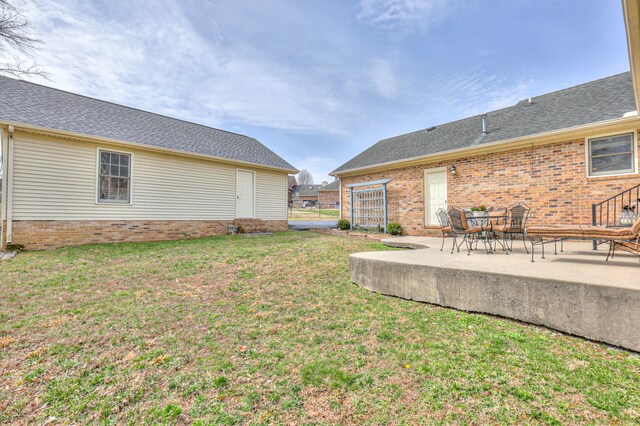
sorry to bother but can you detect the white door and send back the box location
[236,170,254,218]
[425,170,447,225]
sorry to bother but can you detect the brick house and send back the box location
[331,1,640,235]
[0,77,297,250]
[332,70,640,235]
[317,180,340,209]
[290,180,341,208]
[290,184,322,208]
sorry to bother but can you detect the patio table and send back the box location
[466,214,507,227]
[463,214,507,253]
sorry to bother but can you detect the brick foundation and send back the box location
[340,136,640,236]
[9,219,289,250]
[232,219,289,234]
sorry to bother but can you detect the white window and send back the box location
[588,133,636,177]
[98,150,131,203]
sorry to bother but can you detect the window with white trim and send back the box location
[588,133,636,177]
[98,150,131,203]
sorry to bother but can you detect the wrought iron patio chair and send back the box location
[436,208,452,251]
[485,208,507,252]
[447,207,490,255]
[492,202,531,255]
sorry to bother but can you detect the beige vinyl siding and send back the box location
[11,133,286,221]
[255,170,287,220]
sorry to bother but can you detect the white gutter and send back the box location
[0,120,299,175]
[0,127,6,248]
[331,114,640,176]
[1,125,14,246]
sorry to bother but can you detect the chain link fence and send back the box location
[288,202,340,220]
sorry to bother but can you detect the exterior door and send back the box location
[236,170,254,218]
[425,170,447,225]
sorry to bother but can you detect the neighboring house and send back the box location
[332,70,640,234]
[0,77,297,250]
[317,179,340,209]
[290,184,323,208]
[287,175,297,205]
[290,180,340,208]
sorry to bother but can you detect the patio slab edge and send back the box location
[350,251,640,352]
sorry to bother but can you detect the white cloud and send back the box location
[416,68,536,121]
[22,0,356,134]
[356,0,450,32]
[291,155,335,183]
[369,59,399,98]
[193,53,352,134]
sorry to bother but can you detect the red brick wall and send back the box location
[318,190,340,208]
[232,219,288,234]
[291,195,318,208]
[340,137,640,236]
[7,219,288,250]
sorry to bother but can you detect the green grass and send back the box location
[318,209,340,217]
[288,208,339,220]
[0,231,638,424]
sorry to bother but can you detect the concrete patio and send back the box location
[350,236,640,352]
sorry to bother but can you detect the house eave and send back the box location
[0,120,299,174]
[331,115,640,177]
[623,0,640,111]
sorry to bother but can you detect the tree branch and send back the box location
[0,0,45,78]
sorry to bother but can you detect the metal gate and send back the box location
[346,179,390,231]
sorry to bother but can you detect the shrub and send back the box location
[387,222,402,235]
[337,219,350,230]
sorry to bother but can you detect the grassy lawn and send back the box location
[1,231,639,424]
[288,208,339,220]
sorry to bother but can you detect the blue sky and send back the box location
[22,0,629,182]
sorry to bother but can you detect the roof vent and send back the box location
[426,126,436,132]
[481,114,488,135]
[527,97,533,106]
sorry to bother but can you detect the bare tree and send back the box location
[297,169,313,185]
[0,0,45,78]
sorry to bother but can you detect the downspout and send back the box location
[2,125,14,246]
[0,127,5,249]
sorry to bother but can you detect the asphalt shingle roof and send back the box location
[332,72,636,174]
[0,76,296,171]
[291,184,323,197]
[317,180,340,191]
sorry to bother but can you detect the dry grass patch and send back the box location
[0,231,638,424]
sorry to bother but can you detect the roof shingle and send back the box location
[291,184,323,197]
[317,180,340,191]
[332,72,636,174]
[0,76,296,171]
